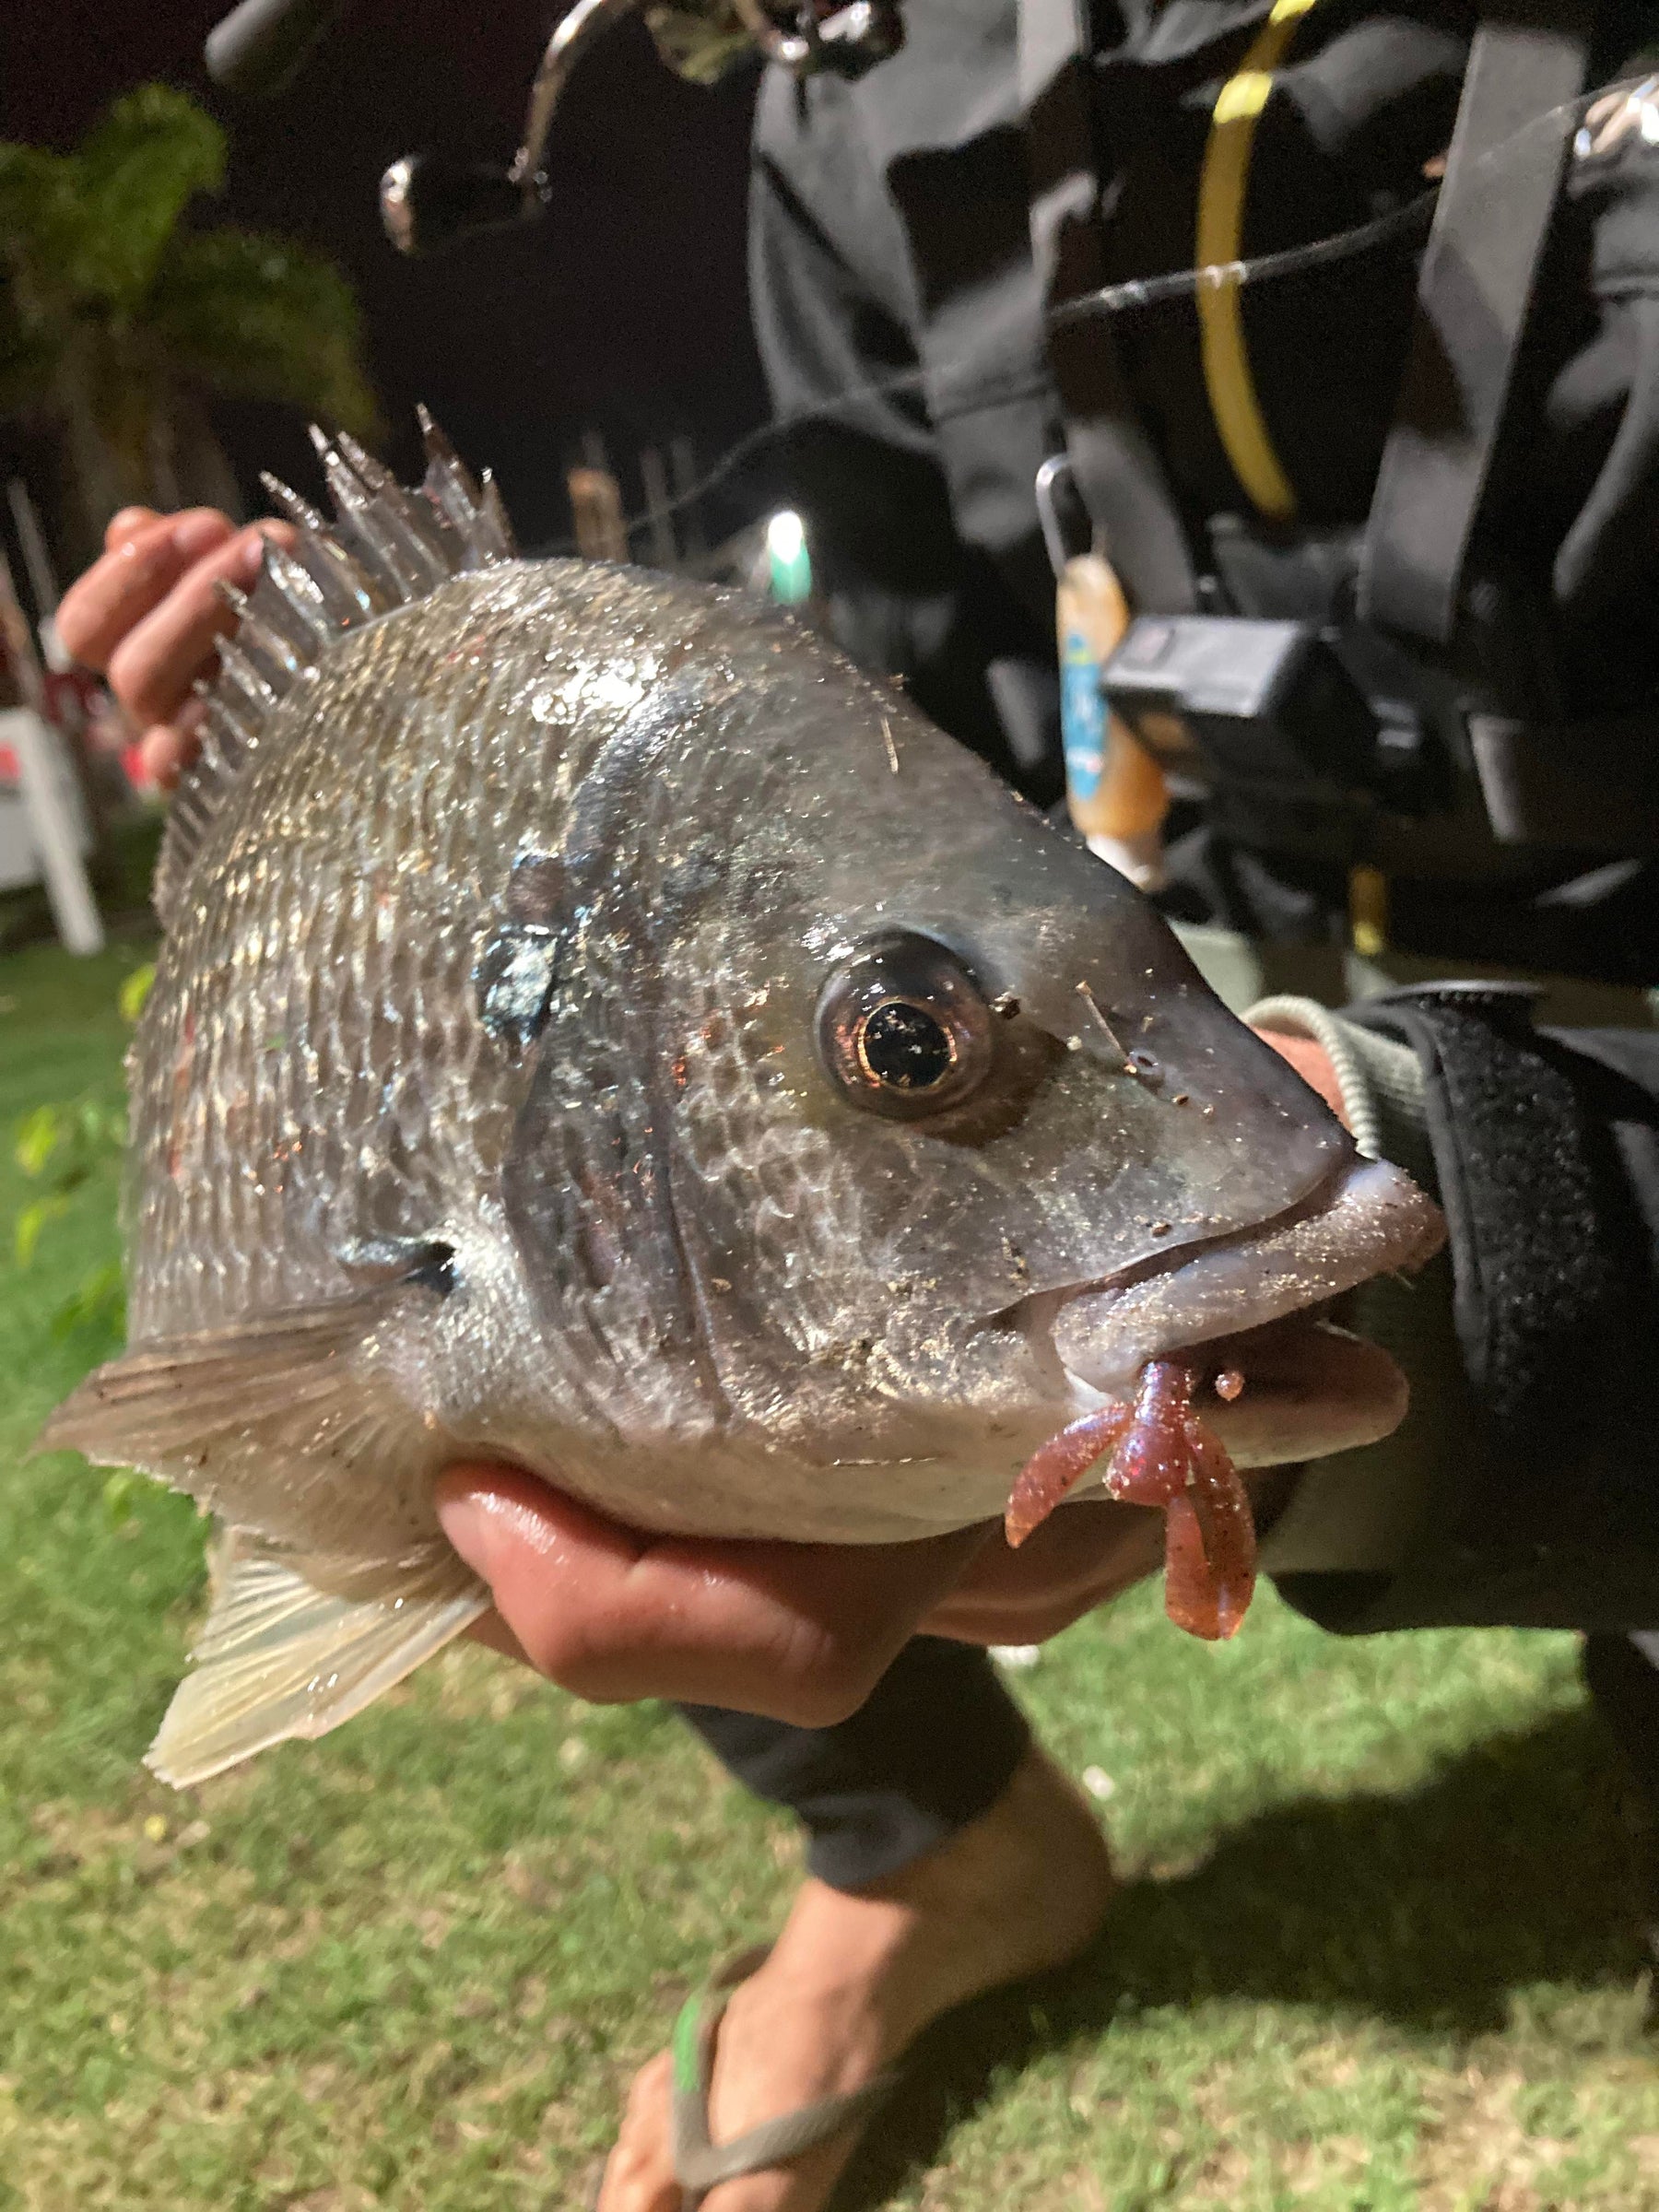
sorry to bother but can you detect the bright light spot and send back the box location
[1081,1765,1116,1801]
[766,509,806,564]
[587,669,645,712]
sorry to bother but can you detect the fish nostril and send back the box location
[504,849,565,924]
[337,1235,457,1297]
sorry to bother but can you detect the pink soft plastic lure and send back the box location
[1003,1359,1257,1641]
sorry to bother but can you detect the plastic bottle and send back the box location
[1057,551,1169,890]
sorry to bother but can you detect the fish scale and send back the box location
[43,422,1442,1787]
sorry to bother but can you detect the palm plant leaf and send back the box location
[69,87,227,310]
[147,228,379,437]
[0,144,78,409]
[0,85,381,547]
[0,143,78,271]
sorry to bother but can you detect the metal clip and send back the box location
[1035,453,1095,581]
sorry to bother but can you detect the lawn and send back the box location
[2,937,1656,2211]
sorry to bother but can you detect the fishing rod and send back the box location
[206,0,903,253]
[593,74,1611,547]
[558,191,1443,554]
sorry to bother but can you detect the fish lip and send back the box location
[1004,1153,1445,1406]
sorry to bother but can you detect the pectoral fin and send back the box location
[36,1277,446,1549]
[147,1531,488,1788]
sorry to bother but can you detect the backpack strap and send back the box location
[1359,0,1595,646]
[1020,0,1199,613]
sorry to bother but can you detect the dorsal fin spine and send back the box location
[251,558,332,658]
[238,607,307,684]
[217,637,282,712]
[418,413,490,553]
[197,679,257,751]
[261,471,325,532]
[293,528,386,625]
[477,475,513,560]
[335,430,461,585]
[194,722,236,792]
[309,428,429,601]
[212,582,300,692]
[154,415,519,926]
[262,542,331,627]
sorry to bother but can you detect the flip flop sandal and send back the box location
[668,1945,900,2208]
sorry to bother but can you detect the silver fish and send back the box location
[43,421,1442,1785]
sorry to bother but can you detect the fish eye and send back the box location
[817,933,994,1121]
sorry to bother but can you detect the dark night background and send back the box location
[0,0,771,560]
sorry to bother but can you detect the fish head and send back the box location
[501,610,1441,1535]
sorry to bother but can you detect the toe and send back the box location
[698,2134,860,2211]
[597,2052,683,2212]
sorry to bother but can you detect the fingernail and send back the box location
[139,726,183,792]
[233,531,269,581]
[437,1489,494,1576]
[171,512,228,560]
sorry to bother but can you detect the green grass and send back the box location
[2,939,1657,2210]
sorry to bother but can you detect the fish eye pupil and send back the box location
[857,1000,955,1090]
[817,933,994,1121]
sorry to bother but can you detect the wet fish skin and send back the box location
[40,436,1441,1783]
[120,557,1354,1539]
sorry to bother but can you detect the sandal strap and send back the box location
[669,1947,897,2204]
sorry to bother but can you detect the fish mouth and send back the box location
[1024,1155,1445,1470]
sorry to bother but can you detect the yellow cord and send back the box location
[1194,0,1319,522]
[1348,862,1390,958]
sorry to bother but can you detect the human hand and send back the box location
[435,1465,991,1727]
[917,1498,1164,1643]
[437,1026,1347,1707]
[1255,1026,1347,1124]
[55,505,295,789]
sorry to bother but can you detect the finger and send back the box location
[922,1500,1162,1644]
[105,507,161,552]
[1251,1026,1349,1129]
[136,697,208,793]
[435,1465,991,1726]
[464,1607,534,1667]
[57,511,236,673]
[107,521,297,726]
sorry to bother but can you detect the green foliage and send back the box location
[116,962,155,1025]
[100,1466,139,1528]
[147,229,373,433]
[0,84,377,529]
[10,971,138,1347]
[54,1258,127,1344]
[13,1188,68,1269]
[58,86,227,312]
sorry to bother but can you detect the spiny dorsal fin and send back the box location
[153,413,519,925]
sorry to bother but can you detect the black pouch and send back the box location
[1275,983,1659,1635]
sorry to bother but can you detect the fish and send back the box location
[41,419,1444,1786]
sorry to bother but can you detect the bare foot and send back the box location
[595,1748,1114,2210]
